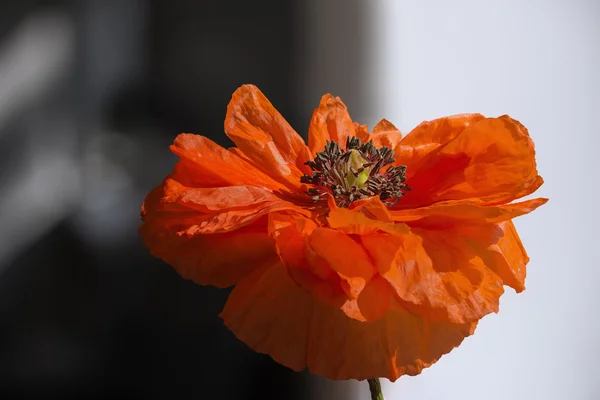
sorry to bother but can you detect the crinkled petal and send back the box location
[352,275,391,322]
[270,212,388,321]
[142,179,310,235]
[349,196,394,223]
[370,119,403,149]
[475,221,529,292]
[361,227,505,324]
[354,122,370,143]
[328,204,409,235]
[396,115,542,207]
[390,198,548,227]
[308,94,356,155]
[224,84,311,191]
[220,261,477,381]
[269,212,348,309]
[140,217,277,288]
[170,133,286,191]
[417,222,529,293]
[140,180,300,287]
[308,228,377,299]
[395,114,485,176]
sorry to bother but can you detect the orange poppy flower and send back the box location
[140,84,546,381]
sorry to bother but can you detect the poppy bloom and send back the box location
[140,84,546,381]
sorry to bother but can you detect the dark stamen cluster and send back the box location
[301,136,411,208]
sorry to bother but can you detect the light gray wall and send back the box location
[369,1,599,399]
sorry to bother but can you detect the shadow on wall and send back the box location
[0,0,348,398]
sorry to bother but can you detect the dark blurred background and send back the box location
[0,0,369,398]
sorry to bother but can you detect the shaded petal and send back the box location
[349,194,394,222]
[396,115,542,207]
[269,212,348,309]
[390,197,548,227]
[475,221,529,292]
[224,85,311,191]
[171,133,309,203]
[270,212,388,321]
[395,114,485,176]
[361,228,505,324]
[170,133,286,191]
[308,94,356,154]
[142,179,310,235]
[353,275,391,322]
[140,216,277,288]
[417,222,529,293]
[140,180,304,287]
[220,261,476,381]
[308,228,377,299]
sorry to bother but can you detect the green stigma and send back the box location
[346,150,371,188]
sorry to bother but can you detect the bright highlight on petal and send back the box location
[140,84,547,382]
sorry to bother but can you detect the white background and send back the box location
[369,1,600,399]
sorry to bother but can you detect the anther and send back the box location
[301,136,410,208]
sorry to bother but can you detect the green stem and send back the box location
[367,378,384,400]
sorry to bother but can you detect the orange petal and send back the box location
[391,197,548,227]
[140,218,277,288]
[308,94,356,154]
[353,122,370,143]
[224,85,311,191]
[329,273,394,323]
[353,275,392,322]
[361,228,505,324]
[142,179,310,235]
[370,119,403,149]
[308,228,377,300]
[349,196,394,223]
[140,180,295,288]
[269,212,348,308]
[270,213,388,321]
[477,221,529,292]
[415,222,529,293]
[420,222,529,293]
[328,203,409,235]
[397,115,542,207]
[170,133,289,191]
[220,261,476,381]
[394,114,485,175]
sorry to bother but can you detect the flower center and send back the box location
[301,137,410,208]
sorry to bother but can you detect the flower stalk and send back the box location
[368,378,384,400]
